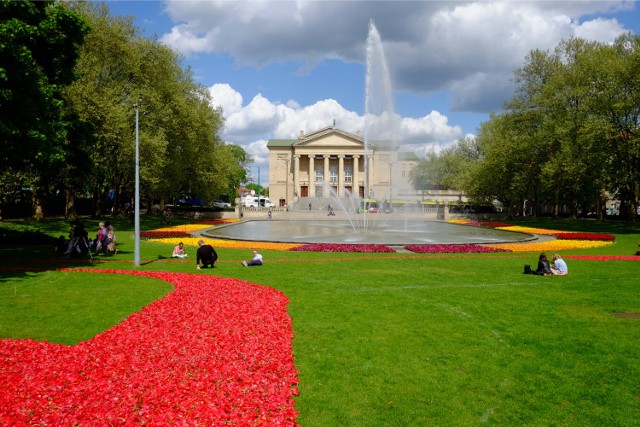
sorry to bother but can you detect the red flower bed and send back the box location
[140,231,191,238]
[479,222,515,228]
[290,243,396,253]
[552,232,615,241]
[404,244,511,253]
[0,270,299,426]
[565,255,640,261]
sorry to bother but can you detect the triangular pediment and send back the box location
[294,127,364,148]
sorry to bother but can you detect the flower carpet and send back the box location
[0,270,299,426]
[404,244,509,253]
[289,243,396,253]
[144,220,620,253]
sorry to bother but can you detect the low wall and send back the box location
[172,209,238,220]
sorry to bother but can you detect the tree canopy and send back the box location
[0,0,90,218]
[1,1,250,219]
[411,34,640,221]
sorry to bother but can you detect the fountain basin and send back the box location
[202,219,532,246]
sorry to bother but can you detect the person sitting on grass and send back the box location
[550,253,568,275]
[172,242,188,258]
[535,253,552,276]
[196,239,218,269]
[241,250,263,267]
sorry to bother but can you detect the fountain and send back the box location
[204,21,531,246]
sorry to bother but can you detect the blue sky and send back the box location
[105,0,640,185]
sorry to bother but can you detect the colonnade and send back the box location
[291,153,374,198]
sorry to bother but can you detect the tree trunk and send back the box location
[31,184,46,221]
[92,183,103,217]
[65,188,78,220]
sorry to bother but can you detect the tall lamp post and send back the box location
[134,98,141,267]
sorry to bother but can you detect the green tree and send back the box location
[0,0,90,219]
[65,2,229,215]
[468,35,640,221]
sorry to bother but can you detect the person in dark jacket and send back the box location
[196,239,218,269]
[535,253,552,276]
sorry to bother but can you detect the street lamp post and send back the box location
[134,98,141,267]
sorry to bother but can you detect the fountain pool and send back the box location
[203,218,532,246]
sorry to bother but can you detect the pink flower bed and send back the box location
[0,270,299,426]
[551,232,615,241]
[290,243,396,253]
[140,230,191,238]
[404,244,511,253]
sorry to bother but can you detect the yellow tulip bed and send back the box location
[485,239,613,252]
[152,236,300,251]
[450,220,614,252]
[146,222,300,250]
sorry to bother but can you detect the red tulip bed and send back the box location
[565,255,640,261]
[460,221,516,228]
[289,243,396,253]
[404,244,510,253]
[140,230,192,238]
[551,232,616,241]
[0,270,299,426]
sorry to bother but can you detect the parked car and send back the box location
[213,200,231,208]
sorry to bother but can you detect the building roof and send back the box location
[266,127,422,161]
[266,139,297,147]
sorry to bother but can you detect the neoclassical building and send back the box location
[267,126,419,207]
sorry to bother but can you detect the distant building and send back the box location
[267,126,419,207]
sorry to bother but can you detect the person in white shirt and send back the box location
[242,250,263,267]
[550,253,568,275]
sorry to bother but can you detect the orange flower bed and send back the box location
[150,237,301,251]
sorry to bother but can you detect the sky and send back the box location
[105,0,640,185]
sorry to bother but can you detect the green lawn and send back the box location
[1,216,639,426]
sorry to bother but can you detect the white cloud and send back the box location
[163,0,633,115]
[209,83,243,114]
[167,1,636,186]
[573,17,628,41]
[210,84,463,175]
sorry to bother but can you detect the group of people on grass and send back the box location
[56,220,117,259]
[527,253,568,276]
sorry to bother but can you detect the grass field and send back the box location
[1,215,639,425]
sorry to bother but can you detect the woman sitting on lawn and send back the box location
[550,253,568,275]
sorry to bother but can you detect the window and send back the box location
[330,165,338,183]
[315,165,323,182]
[344,165,352,183]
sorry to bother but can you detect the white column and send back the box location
[353,155,359,197]
[323,155,330,197]
[293,155,299,200]
[338,155,345,197]
[309,155,315,198]
[368,154,374,198]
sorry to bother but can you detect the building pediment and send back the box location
[294,127,364,149]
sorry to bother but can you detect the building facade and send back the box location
[267,126,419,207]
